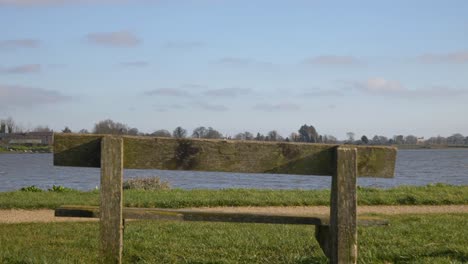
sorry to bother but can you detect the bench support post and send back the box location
[330,146,358,264]
[100,136,124,264]
[315,225,331,258]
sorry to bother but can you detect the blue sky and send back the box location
[1,0,467,139]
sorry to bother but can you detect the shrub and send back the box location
[123,177,170,191]
[48,185,74,192]
[20,185,43,192]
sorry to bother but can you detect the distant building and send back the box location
[0,132,53,145]
[416,137,425,144]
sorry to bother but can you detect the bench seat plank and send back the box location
[55,206,388,226]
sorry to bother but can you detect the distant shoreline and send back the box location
[395,144,468,150]
[0,146,52,154]
[1,144,468,154]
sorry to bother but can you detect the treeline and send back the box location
[77,121,335,143]
[70,119,468,146]
[2,117,468,146]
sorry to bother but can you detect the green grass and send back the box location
[0,184,467,209]
[0,214,466,263]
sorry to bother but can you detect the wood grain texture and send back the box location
[54,205,389,226]
[330,146,358,264]
[100,136,123,264]
[53,133,397,178]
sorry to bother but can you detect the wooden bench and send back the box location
[53,134,397,264]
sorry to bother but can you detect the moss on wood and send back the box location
[53,134,396,178]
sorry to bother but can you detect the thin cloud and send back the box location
[215,57,253,67]
[86,31,141,47]
[0,39,40,50]
[253,103,301,112]
[163,41,204,49]
[120,61,149,67]
[153,103,186,112]
[144,88,190,97]
[356,78,405,94]
[204,87,252,97]
[303,55,361,66]
[214,57,274,68]
[0,84,71,107]
[48,63,68,69]
[417,51,468,64]
[352,77,467,97]
[180,83,208,89]
[302,89,343,97]
[0,64,41,74]
[419,86,467,97]
[193,102,229,112]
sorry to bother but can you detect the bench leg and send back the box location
[330,146,358,264]
[315,225,331,259]
[100,136,124,264]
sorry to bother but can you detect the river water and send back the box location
[0,149,467,191]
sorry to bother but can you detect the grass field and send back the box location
[1,184,467,263]
[0,184,466,209]
[0,214,466,263]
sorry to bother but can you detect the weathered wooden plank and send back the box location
[54,133,397,178]
[100,136,123,264]
[54,134,102,167]
[330,146,358,264]
[55,205,389,226]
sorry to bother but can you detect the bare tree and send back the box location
[255,132,265,141]
[379,136,389,145]
[234,131,254,140]
[0,120,5,133]
[393,135,404,145]
[192,126,208,138]
[346,132,355,143]
[267,130,283,141]
[33,125,53,132]
[447,133,465,145]
[361,135,369,144]
[323,135,338,144]
[93,119,137,135]
[205,127,223,139]
[172,126,187,138]
[152,129,171,137]
[405,135,417,145]
[5,117,15,133]
[62,126,72,133]
[298,124,318,143]
[192,126,222,139]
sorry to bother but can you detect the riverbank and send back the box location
[1,184,467,209]
[0,145,52,153]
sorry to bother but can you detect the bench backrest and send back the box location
[53,133,397,264]
[54,134,396,177]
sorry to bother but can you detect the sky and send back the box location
[1,0,467,139]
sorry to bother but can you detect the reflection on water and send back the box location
[1,149,467,191]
